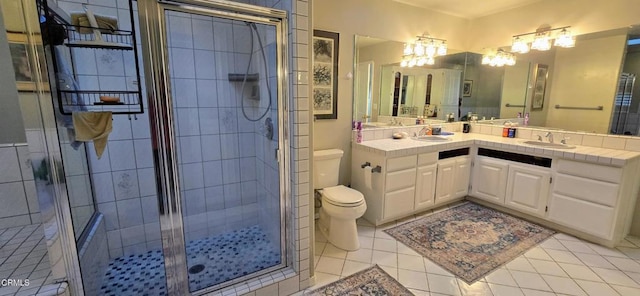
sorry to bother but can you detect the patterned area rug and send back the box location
[305,265,413,295]
[385,202,555,284]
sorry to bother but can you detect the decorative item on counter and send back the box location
[419,116,425,124]
[356,121,363,143]
[447,113,455,122]
[392,132,409,139]
[524,112,530,126]
[432,124,442,135]
[463,123,470,133]
[517,112,522,118]
[502,121,512,137]
[508,127,517,138]
[416,117,421,125]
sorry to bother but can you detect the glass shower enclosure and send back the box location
[136,0,289,294]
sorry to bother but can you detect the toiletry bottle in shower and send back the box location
[356,121,363,143]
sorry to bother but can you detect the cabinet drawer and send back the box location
[384,187,415,219]
[557,159,622,183]
[387,155,417,172]
[548,193,614,239]
[554,174,619,207]
[386,168,417,192]
[418,152,438,166]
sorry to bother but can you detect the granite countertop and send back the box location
[353,133,640,166]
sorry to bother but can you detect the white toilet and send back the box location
[313,149,366,251]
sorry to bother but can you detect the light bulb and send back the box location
[400,59,408,67]
[554,29,575,48]
[511,37,530,54]
[414,41,425,56]
[482,55,491,65]
[426,57,435,65]
[531,33,551,51]
[403,43,413,55]
[425,40,437,56]
[437,41,447,56]
[408,59,417,67]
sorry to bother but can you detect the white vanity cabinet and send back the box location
[383,155,417,220]
[548,159,628,241]
[435,156,471,205]
[471,156,508,203]
[352,147,469,226]
[470,152,551,218]
[505,164,551,218]
[415,153,438,210]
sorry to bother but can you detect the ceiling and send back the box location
[391,0,544,19]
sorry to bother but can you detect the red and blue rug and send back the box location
[385,202,555,284]
[305,265,413,295]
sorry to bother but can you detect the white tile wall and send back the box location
[0,145,39,227]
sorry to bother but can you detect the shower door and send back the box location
[137,0,288,294]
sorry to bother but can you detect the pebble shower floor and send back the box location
[99,225,281,295]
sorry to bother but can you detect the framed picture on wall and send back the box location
[7,32,47,92]
[531,64,548,110]
[463,80,473,97]
[312,30,339,119]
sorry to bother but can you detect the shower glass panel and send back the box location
[163,8,282,292]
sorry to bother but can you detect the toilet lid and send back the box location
[323,185,364,205]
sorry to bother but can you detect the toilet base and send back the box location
[318,209,360,251]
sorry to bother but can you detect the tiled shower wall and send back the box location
[54,0,159,259]
[166,10,265,242]
[0,144,39,227]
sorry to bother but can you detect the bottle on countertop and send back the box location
[356,121,363,143]
[524,112,530,126]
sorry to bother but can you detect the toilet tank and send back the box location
[313,149,344,189]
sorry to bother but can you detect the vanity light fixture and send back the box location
[511,26,575,53]
[481,49,516,67]
[400,35,447,67]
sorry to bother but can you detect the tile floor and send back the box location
[308,204,640,296]
[100,225,281,295]
[0,224,53,296]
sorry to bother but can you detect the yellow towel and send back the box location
[72,112,113,159]
[71,13,119,34]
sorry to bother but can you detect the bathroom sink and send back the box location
[521,140,576,149]
[412,135,451,142]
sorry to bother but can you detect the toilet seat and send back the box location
[322,185,364,207]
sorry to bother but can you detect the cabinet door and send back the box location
[505,165,551,217]
[470,156,508,204]
[384,187,415,219]
[453,157,471,198]
[415,164,437,210]
[548,193,615,239]
[435,159,456,204]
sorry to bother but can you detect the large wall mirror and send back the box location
[353,24,640,136]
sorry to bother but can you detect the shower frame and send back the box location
[136,0,290,294]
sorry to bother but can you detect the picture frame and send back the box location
[312,30,339,119]
[463,80,473,97]
[7,32,47,92]
[531,64,548,110]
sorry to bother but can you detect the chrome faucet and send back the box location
[537,134,543,141]
[418,126,431,136]
[545,132,554,143]
[560,136,570,145]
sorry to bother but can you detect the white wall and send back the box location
[467,0,640,51]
